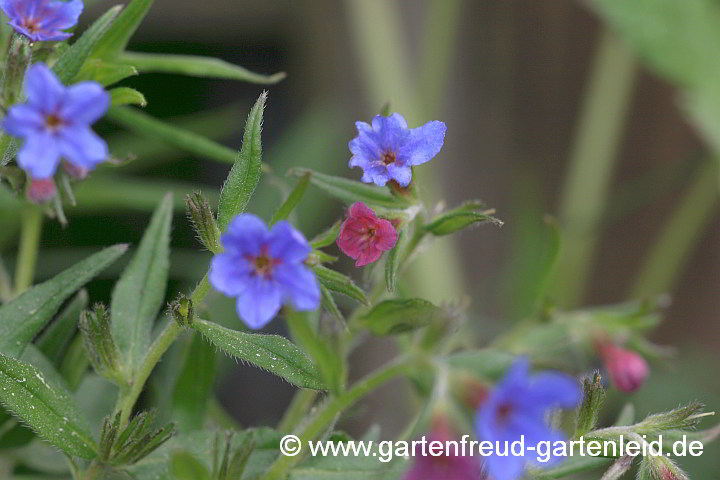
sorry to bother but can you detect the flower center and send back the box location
[45,114,64,130]
[248,247,280,278]
[496,403,514,425]
[382,151,396,165]
[22,19,39,33]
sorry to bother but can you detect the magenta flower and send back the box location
[2,64,109,180]
[599,344,649,392]
[336,202,397,267]
[209,214,321,329]
[404,420,485,480]
[26,177,56,203]
[349,113,446,187]
[1,0,83,42]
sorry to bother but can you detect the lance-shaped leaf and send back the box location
[313,265,368,305]
[107,107,239,165]
[445,349,516,381]
[110,87,147,107]
[111,194,173,373]
[0,353,97,458]
[52,6,123,84]
[384,229,406,293]
[117,52,286,84]
[171,334,216,431]
[293,169,413,209]
[35,289,88,365]
[92,0,154,59]
[424,203,503,236]
[192,319,325,390]
[74,59,138,86]
[269,173,310,226]
[0,245,127,358]
[310,221,342,249]
[358,298,441,336]
[217,92,267,231]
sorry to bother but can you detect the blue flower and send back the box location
[2,63,109,180]
[1,0,83,42]
[349,113,446,187]
[209,214,321,329]
[475,359,581,480]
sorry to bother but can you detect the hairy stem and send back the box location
[14,207,43,294]
[264,355,417,480]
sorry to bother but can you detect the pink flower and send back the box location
[27,177,56,203]
[336,202,397,266]
[600,344,649,392]
[404,419,485,480]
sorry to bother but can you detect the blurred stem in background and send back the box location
[345,0,465,302]
[631,159,719,299]
[551,29,637,308]
[14,207,43,294]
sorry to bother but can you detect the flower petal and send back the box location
[57,126,109,169]
[40,0,83,31]
[527,372,582,410]
[386,163,412,186]
[16,133,61,179]
[25,64,64,112]
[397,120,447,166]
[236,279,282,329]
[267,221,311,262]
[60,82,109,125]
[275,263,320,311]
[222,214,269,255]
[3,104,45,137]
[209,253,252,297]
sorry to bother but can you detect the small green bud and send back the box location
[102,411,174,466]
[79,304,124,385]
[635,402,705,434]
[2,34,31,108]
[170,294,194,327]
[575,371,606,437]
[185,191,222,253]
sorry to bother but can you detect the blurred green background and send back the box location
[3,0,720,477]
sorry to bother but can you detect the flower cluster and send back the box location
[1,0,83,42]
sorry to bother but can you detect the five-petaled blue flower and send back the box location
[349,113,446,187]
[1,0,83,42]
[210,214,321,329]
[3,63,109,180]
[475,358,581,480]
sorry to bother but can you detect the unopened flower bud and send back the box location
[599,344,649,392]
[27,177,56,203]
[170,294,194,327]
[2,34,31,108]
[79,304,124,385]
[185,191,222,253]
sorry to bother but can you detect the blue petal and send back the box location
[57,126,108,169]
[386,163,412,186]
[371,113,410,151]
[236,278,282,329]
[268,221,311,262]
[3,104,44,137]
[484,449,526,480]
[222,214,269,254]
[274,263,320,311]
[60,82,109,125]
[209,253,252,297]
[397,120,446,166]
[16,133,61,179]
[24,64,64,112]
[527,372,582,410]
[40,0,83,30]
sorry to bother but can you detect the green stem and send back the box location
[114,275,209,426]
[264,355,417,480]
[14,207,43,294]
[551,29,637,308]
[277,389,317,433]
[631,159,719,298]
[0,253,11,302]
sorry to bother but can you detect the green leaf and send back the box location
[294,169,413,209]
[110,87,147,107]
[171,451,211,480]
[192,319,325,390]
[313,265,368,305]
[320,284,344,324]
[91,0,155,59]
[269,173,310,226]
[0,353,97,458]
[285,309,344,395]
[0,245,127,358]
[384,229,405,293]
[52,6,123,84]
[358,298,441,336]
[310,220,342,249]
[445,349,516,381]
[171,334,216,431]
[35,289,88,365]
[288,449,408,479]
[74,59,138,86]
[111,194,173,374]
[424,204,503,236]
[217,92,267,231]
[118,52,286,84]
[107,107,240,165]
